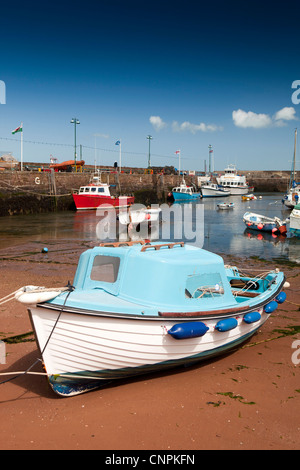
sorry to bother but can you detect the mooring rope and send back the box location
[0,283,74,386]
[0,288,23,306]
[0,286,69,306]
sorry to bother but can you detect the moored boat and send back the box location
[243,212,287,234]
[15,240,287,396]
[118,206,162,227]
[241,193,257,201]
[283,129,300,209]
[201,182,230,198]
[282,184,300,209]
[216,164,250,195]
[217,202,234,210]
[72,174,134,210]
[289,203,300,237]
[171,179,201,201]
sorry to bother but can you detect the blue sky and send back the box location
[0,0,299,171]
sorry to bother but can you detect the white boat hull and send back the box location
[290,207,300,237]
[118,208,161,226]
[30,304,269,396]
[221,186,249,195]
[217,203,234,210]
[216,165,250,195]
[201,187,230,197]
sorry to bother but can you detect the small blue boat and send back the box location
[18,240,288,396]
[172,179,201,201]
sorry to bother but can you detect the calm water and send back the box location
[0,193,299,264]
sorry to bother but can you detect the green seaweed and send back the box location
[272,325,300,337]
[217,391,256,405]
[3,331,34,344]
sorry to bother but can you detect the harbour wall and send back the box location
[0,169,291,216]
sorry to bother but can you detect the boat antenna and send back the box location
[293,128,297,183]
[208,145,212,175]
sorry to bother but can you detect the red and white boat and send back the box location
[72,174,134,210]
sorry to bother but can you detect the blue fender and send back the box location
[215,318,238,332]
[264,300,278,313]
[275,292,287,304]
[243,311,261,324]
[168,321,209,340]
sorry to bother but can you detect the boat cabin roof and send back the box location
[71,241,237,312]
[224,164,237,173]
[79,183,110,195]
[172,185,194,193]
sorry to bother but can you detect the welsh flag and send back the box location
[12,125,22,134]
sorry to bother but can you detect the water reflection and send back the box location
[0,193,299,264]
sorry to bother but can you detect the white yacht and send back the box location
[283,129,300,209]
[217,165,249,195]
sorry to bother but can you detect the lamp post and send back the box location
[146,135,153,168]
[208,144,212,174]
[70,118,80,169]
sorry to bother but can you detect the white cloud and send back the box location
[149,115,222,133]
[232,107,297,129]
[172,120,222,134]
[274,106,297,122]
[232,109,272,128]
[149,116,167,131]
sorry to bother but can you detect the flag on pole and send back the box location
[12,125,23,135]
[175,150,180,154]
[12,125,23,134]
[115,140,120,145]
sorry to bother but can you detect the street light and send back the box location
[146,135,153,168]
[70,118,80,168]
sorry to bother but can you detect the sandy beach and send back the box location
[0,241,299,450]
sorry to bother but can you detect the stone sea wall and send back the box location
[0,169,291,216]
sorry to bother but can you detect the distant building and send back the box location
[0,153,18,169]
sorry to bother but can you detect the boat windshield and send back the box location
[90,255,120,283]
[185,273,224,299]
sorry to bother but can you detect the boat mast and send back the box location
[208,145,212,175]
[293,128,297,182]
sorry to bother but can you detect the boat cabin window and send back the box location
[79,187,85,193]
[98,187,105,193]
[185,273,224,299]
[90,255,120,283]
[91,187,96,192]
[84,187,90,193]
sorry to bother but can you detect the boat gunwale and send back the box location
[36,275,285,321]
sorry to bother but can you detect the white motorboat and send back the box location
[216,165,250,195]
[217,202,235,210]
[118,206,161,227]
[201,182,230,198]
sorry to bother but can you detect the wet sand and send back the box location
[0,241,299,450]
